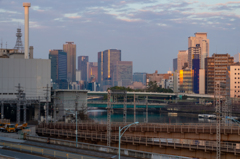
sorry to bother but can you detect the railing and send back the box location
[0,141,95,159]
[38,122,240,133]
[26,135,191,159]
[30,131,240,155]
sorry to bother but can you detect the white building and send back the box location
[234,53,240,63]
[173,72,179,93]
[227,63,240,98]
[53,90,88,121]
[76,70,81,81]
[0,58,51,101]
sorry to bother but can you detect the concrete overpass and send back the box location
[88,91,215,99]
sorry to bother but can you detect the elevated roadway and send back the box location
[88,91,215,99]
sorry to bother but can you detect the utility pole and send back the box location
[123,92,127,123]
[38,96,41,123]
[16,83,24,124]
[107,90,112,147]
[1,101,4,120]
[75,92,79,148]
[23,101,26,123]
[134,93,136,123]
[215,82,221,159]
[53,91,57,123]
[44,84,49,124]
[146,95,148,123]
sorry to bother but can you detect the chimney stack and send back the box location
[23,2,31,59]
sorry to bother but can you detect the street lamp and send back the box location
[118,122,139,159]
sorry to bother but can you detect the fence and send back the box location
[0,141,95,159]
[26,135,191,159]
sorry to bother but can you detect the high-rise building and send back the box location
[133,72,147,85]
[49,50,67,89]
[78,56,88,81]
[226,63,240,98]
[98,49,121,90]
[188,33,209,69]
[234,53,240,62]
[192,56,200,94]
[63,42,76,82]
[205,54,234,95]
[179,68,193,93]
[177,50,188,72]
[76,70,81,82]
[87,62,98,82]
[173,58,177,72]
[113,61,133,87]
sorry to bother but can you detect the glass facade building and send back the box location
[133,72,147,85]
[49,50,67,89]
[78,56,89,81]
[192,59,200,94]
[113,61,133,87]
[98,49,121,90]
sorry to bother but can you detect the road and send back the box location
[0,148,47,159]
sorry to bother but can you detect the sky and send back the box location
[1,0,240,73]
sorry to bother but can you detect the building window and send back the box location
[235,86,237,88]
[235,73,236,75]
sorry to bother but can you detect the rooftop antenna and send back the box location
[5,42,7,49]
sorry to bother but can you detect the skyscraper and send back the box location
[113,61,133,87]
[188,32,209,69]
[49,50,67,89]
[78,56,88,81]
[98,49,121,90]
[63,42,76,82]
[177,50,188,72]
[192,54,200,94]
[87,62,98,82]
[205,54,234,95]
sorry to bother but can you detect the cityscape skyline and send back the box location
[1,0,240,73]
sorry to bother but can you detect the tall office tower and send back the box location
[205,54,234,95]
[98,49,121,90]
[113,61,133,87]
[87,62,98,82]
[177,50,188,72]
[133,72,147,85]
[192,54,200,94]
[173,58,177,72]
[234,53,240,62]
[49,50,67,89]
[63,42,76,82]
[78,56,89,81]
[188,32,209,69]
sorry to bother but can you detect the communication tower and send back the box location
[13,28,24,52]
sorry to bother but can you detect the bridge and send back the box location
[88,91,215,99]
[87,101,167,108]
[36,122,240,159]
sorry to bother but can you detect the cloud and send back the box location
[64,13,82,19]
